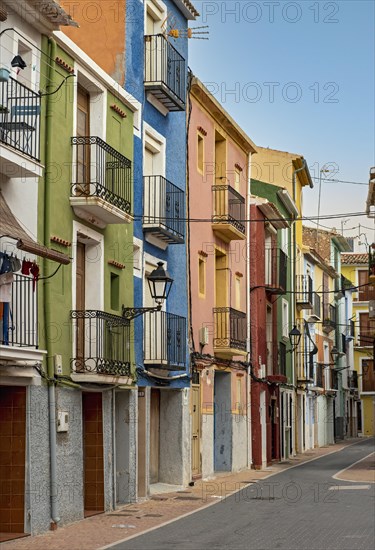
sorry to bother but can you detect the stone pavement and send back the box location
[3,439,370,550]
[334,451,375,483]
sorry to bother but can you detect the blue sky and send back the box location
[188,0,375,249]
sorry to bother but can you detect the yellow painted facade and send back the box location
[341,261,375,436]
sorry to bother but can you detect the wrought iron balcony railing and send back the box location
[144,34,186,111]
[315,363,324,388]
[296,275,313,308]
[0,77,41,161]
[296,351,315,383]
[213,307,247,354]
[71,136,132,218]
[212,185,245,241]
[1,274,38,348]
[143,175,185,244]
[264,248,287,294]
[70,310,131,377]
[322,303,336,333]
[143,311,186,370]
[347,371,358,389]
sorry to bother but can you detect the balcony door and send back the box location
[76,86,90,194]
[145,2,165,84]
[144,147,161,226]
[76,242,86,371]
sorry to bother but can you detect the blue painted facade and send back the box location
[125,0,195,388]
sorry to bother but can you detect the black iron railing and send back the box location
[279,341,287,376]
[265,248,287,293]
[347,371,358,389]
[348,319,355,339]
[213,307,246,352]
[143,175,185,243]
[71,136,132,216]
[212,185,245,235]
[331,369,339,390]
[315,364,324,388]
[0,77,41,160]
[143,311,186,370]
[70,310,131,376]
[323,303,336,331]
[313,292,321,318]
[1,274,38,348]
[296,275,313,306]
[144,34,186,110]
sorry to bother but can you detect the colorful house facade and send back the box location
[188,76,257,477]
[342,253,375,436]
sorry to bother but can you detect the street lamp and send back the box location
[122,262,173,320]
[330,346,339,363]
[289,325,301,352]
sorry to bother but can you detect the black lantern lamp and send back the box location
[122,262,173,320]
[330,346,339,363]
[11,55,27,70]
[147,262,173,306]
[288,325,301,352]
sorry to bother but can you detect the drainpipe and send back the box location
[246,151,252,468]
[291,160,306,456]
[43,37,60,527]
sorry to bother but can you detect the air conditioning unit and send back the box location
[199,326,209,346]
[369,300,375,319]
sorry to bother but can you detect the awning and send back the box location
[0,193,70,264]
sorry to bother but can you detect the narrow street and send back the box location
[106,439,375,550]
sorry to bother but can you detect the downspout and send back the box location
[44,37,60,527]
[246,151,252,468]
[291,160,306,455]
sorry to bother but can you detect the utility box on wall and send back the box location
[57,411,69,432]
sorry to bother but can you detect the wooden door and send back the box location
[191,385,201,477]
[0,387,26,535]
[76,86,90,192]
[82,392,104,516]
[76,242,86,371]
[150,389,160,484]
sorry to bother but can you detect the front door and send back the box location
[0,387,26,538]
[82,392,104,516]
[191,385,201,477]
[150,389,160,484]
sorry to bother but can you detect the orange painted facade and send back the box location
[60,0,126,84]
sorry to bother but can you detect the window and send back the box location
[358,270,375,301]
[279,342,286,376]
[282,299,289,339]
[145,0,165,34]
[280,228,289,256]
[362,360,375,392]
[359,312,375,346]
[16,41,33,88]
[234,167,241,192]
[198,257,206,296]
[110,273,119,311]
[197,133,204,173]
[235,276,241,310]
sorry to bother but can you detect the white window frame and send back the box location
[282,299,289,339]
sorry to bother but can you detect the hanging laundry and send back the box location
[9,255,21,272]
[21,258,33,275]
[0,272,13,302]
[30,262,39,291]
[0,253,12,274]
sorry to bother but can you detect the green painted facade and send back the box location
[251,179,293,382]
[38,39,134,378]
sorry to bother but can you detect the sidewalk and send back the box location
[3,439,367,550]
[333,450,375,483]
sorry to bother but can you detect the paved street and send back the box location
[106,439,375,550]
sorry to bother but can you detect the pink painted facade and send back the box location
[188,78,257,477]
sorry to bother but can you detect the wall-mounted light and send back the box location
[289,325,301,352]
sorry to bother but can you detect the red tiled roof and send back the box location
[341,253,368,265]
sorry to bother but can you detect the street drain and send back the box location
[240,480,258,484]
[151,496,169,501]
[252,496,281,501]
[174,496,201,501]
[110,513,135,517]
[143,514,163,517]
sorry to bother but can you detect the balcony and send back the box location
[70,310,132,381]
[322,304,336,333]
[264,248,287,294]
[296,275,313,309]
[144,34,186,112]
[0,274,45,363]
[212,185,245,242]
[0,77,43,178]
[143,311,186,370]
[143,175,185,244]
[70,136,132,228]
[296,352,315,383]
[213,307,247,357]
[347,371,358,389]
